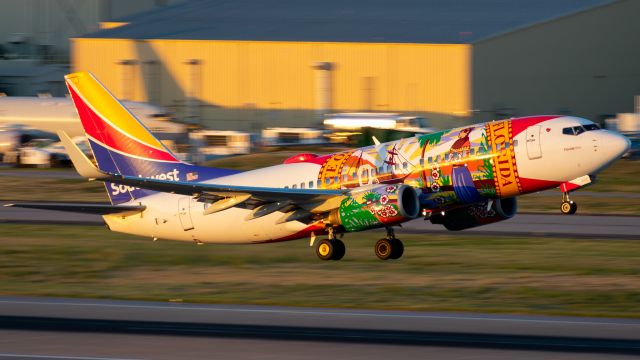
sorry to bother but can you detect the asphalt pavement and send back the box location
[0,297,639,359]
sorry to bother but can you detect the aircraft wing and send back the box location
[4,202,145,216]
[58,131,346,218]
[106,173,343,201]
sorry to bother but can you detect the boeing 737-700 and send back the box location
[7,72,631,260]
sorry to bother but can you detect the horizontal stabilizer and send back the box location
[4,202,145,216]
[57,130,105,179]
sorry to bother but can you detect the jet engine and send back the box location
[430,197,517,231]
[328,184,420,232]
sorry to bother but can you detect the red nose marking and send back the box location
[546,128,551,132]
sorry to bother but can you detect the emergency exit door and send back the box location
[178,197,194,231]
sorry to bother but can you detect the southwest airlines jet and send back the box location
[8,72,630,261]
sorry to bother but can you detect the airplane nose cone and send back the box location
[606,132,631,159]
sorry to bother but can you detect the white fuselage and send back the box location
[104,116,629,244]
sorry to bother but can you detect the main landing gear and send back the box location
[374,227,404,260]
[315,227,345,261]
[314,227,404,261]
[560,192,578,215]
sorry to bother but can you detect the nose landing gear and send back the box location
[560,192,577,215]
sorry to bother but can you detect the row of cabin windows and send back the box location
[282,141,516,189]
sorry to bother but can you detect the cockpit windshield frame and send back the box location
[562,124,600,136]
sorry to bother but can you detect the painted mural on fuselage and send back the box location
[310,120,520,211]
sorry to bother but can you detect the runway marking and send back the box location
[1,299,639,328]
[0,354,140,360]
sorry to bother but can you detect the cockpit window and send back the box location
[562,124,600,136]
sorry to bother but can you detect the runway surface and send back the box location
[2,200,639,239]
[0,296,639,359]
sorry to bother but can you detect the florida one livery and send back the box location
[8,72,630,261]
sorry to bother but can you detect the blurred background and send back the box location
[0,0,639,165]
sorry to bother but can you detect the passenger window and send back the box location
[343,174,348,182]
[496,143,502,151]
[352,172,356,178]
[309,181,314,188]
[470,148,475,156]
[325,178,331,185]
[292,184,297,189]
[300,182,305,189]
[334,176,339,183]
[317,179,322,188]
[284,185,289,189]
[371,168,377,177]
[403,162,408,169]
[435,155,440,163]
[513,140,518,147]
[428,156,432,164]
[419,158,424,167]
[505,142,510,149]
[444,154,450,162]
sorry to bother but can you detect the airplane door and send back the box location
[178,197,194,231]
[525,125,542,159]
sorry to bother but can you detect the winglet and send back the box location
[57,131,106,179]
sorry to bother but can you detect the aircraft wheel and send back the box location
[390,239,404,260]
[316,239,334,261]
[332,239,345,261]
[561,201,577,215]
[375,238,394,260]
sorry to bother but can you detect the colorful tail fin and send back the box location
[65,72,187,204]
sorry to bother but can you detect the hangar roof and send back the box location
[81,0,613,44]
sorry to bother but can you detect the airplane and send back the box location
[6,72,631,261]
[0,96,186,140]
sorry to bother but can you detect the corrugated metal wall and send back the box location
[473,0,640,122]
[72,38,470,128]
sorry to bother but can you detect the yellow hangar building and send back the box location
[72,0,639,130]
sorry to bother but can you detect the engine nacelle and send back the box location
[328,184,420,232]
[430,197,517,231]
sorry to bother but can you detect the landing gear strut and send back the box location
[375,227,404,260]
[560,192,577,215]
[315,227,345,261]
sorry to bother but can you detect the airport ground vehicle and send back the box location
[8,72,630,260]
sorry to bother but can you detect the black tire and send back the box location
[316,239,334,261]
[375,238,393,260]
[390,239,404,260]
[332,239,345,260]
[561,201,577,215]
